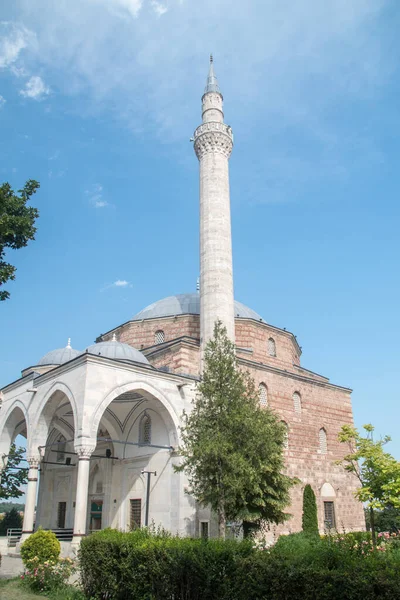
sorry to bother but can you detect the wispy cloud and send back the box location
[151,1,168,16]
[4,1,393,199]
[20,75,50,100]
[0,95,5,109]
[85,183,110,208]
[101,279,133,291]
[0,22,34,69]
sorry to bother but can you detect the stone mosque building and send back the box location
[0,58,365,550]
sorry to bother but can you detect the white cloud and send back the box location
[151,1,168,16]
[85,183,110,208]
[7,0,392,196]
[19,75,50,100]
[0,22,34,69]
[113,280,130,287]
[0,95,5,108]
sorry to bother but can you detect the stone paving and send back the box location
[0,554,24,579]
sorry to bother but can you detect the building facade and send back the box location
[0,59,364,552]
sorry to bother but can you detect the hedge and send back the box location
[79,529,400,600]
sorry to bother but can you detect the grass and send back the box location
[0,578,85,599]
[0,578,42,599]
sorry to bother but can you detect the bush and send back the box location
[79,528,254,600]
[79,528,400,600]
[20,527,61,566]
[0,507,23,535]
[21,556,76,594]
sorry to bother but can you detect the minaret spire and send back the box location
[194,56,235,359]
[204,54,221,95]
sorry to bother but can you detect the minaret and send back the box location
[194,56,235,353]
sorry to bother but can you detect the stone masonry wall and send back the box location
[101,313,365,533]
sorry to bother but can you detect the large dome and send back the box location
[38,340,82,366]
[133,292,263,321]
[86,339,150,365]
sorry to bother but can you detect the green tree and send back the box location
[177,320,295,538]
[365,506,400,533]
[0,507,23,535]
[0,443,28,499]
[337,424,400,547]
[0,180,40,301]
[302,484,319,535]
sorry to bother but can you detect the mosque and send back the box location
[0,58,365,551]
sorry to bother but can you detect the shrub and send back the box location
[79,528,400,600]
[302,484,319,535]
[79,528,254,600]
[21,556,76,594]
[20,527,60,567]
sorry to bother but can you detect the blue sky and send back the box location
[1,0,400,458]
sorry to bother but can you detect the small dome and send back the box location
[38,339,81,366]
[133,292,263,322]
[86,338,150,365]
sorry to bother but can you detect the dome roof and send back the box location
[38,340,82,366]
[133,292,263,321]
[86,338,150,365]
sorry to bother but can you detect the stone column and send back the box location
[194,62,235,358]
[71,444,95,549]
[20,455,41,543]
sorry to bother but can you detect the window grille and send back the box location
[57,501,66,528]
[293,392,301,414]
[56,436,66,463]
[324,501,336,529]
[96,481,103,494]
[268,337,276,357]
[200,521,209,539]
[155,330,165,344]
[258,383,268,408]
[281,421,289,449]
[130,499,141,529]
[139,414,152,445]
[319,428,327,454]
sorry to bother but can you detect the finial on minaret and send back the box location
[66,338,71,348]
[204,54,221,95]
[112,333,117,342]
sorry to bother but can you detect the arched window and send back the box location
[258,383,268,408]
[319,428,327,454]
[281,421,289,449]
[268,337,276,357]
[56,435,66,463]
[139,414,152,445]
[293,391,301,414]
[155,330,165,345]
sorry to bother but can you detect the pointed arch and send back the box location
[0,401,29,457]
[258,383,268,408]
[319,427,327,454]
[268,337,276,357]
[293,391,301,414]
[139,413,152,445]
[90,380,180,447]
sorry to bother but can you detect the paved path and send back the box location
[0,555,23,579]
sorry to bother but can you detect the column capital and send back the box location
[26,455,41,469]
[75,444,95,460]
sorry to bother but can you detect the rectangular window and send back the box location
[200,521,209,539]
[324,501,336,529]
[130,499,141,530]
[57,502,66,528]
[90,500,103,531]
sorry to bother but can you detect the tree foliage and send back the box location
[0,443,28,499]
[302,484,319,534]
[0,506,23,535]
[337,424,400,546]
[177,320,296,538]
[0,179,40,301]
